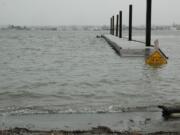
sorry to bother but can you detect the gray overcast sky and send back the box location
[0,0,180,26]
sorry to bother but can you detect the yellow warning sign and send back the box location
[145,50,167,65]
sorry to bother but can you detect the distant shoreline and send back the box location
[0,24,180,31]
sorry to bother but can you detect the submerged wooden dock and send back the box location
[105,0,168,65]
[102,33,168,65]
[102,34,153,57]
[110,0,152,47]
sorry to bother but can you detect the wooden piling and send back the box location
[112,16,114,35]
[146,0,152,46]
[111,17,113,35]
[110,18,111,34]
[129,5,133,41]
[110,17,112,34]
[116,15,119,37]
[119,11,122,38]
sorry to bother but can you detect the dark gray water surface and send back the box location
[0,28,180,115]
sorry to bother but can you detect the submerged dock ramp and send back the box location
[102,34,168,65]
[102,34,153,57]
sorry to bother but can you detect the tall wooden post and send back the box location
[116,15,119,37]
[111,17,113,35]
[146,0,152,46]
[112,16,115,35]
[119,11,122,38]
[110,17,112,34]
[129,5,133,41]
